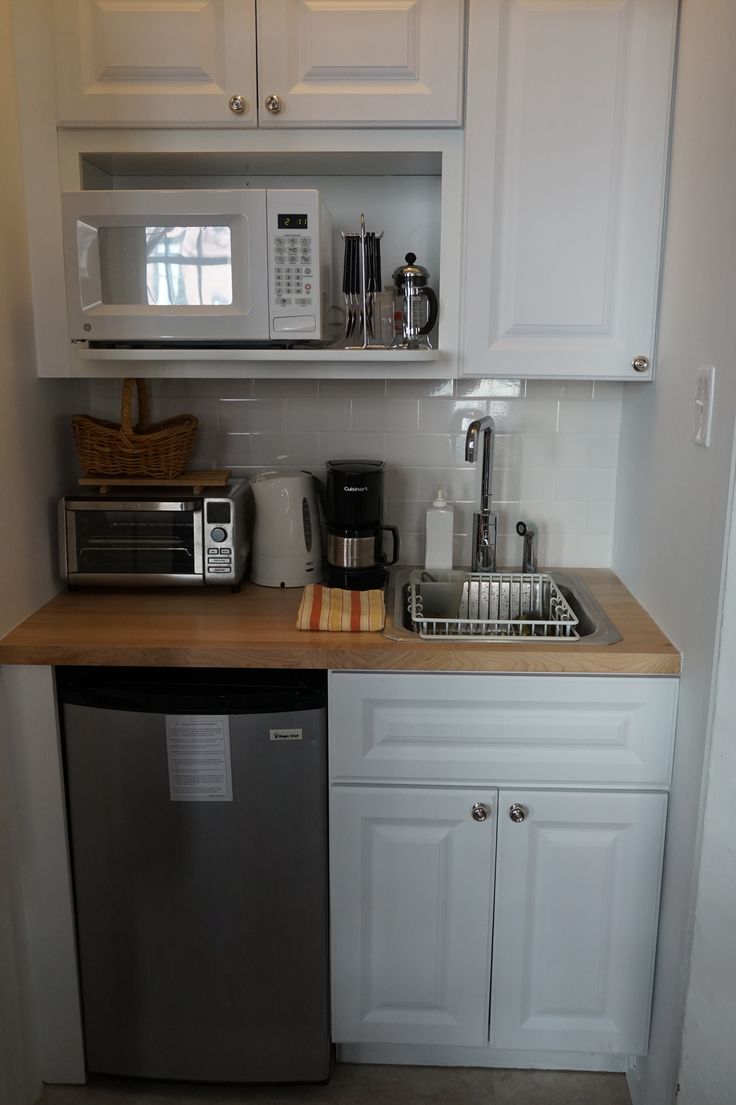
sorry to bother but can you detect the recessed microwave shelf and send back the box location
[73,347,441,363]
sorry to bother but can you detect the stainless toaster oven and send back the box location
[60,480,251,587]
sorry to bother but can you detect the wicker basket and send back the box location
[72,378,198,479]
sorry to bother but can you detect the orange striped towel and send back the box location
[296,584,385,632]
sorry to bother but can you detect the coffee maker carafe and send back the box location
[324,460,399,590]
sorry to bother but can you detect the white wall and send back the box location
[612,2,736,1102]
[677,448,736,1103]
[88,376,623,569]
[0,0,84,1099]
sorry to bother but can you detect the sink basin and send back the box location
[384,568,622,645]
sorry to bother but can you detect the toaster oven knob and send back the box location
[211,527,228,543]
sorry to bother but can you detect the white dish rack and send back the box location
[407,571,580,641]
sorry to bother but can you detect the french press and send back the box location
[391,252,439,349]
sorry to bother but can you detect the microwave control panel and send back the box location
[266,190,329,340]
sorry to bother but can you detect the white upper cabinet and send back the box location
[52,0,465,128]
[53,0,259,127]
[459,0,678,380]
[256,0,465,127]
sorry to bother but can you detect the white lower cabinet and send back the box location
[491,789,667,1055]
[330,786,497,1046]
[329,672,676,1062]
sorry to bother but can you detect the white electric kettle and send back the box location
[249,470,323,587]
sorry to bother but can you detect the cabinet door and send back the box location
[460,0,677,379]
[491,789,667,1054]
[53,0,258,126]
[330,786,497,1045]
[256,0,465,127]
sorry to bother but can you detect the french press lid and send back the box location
[392,252,431,288]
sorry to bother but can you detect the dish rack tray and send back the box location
[407,572,580,641]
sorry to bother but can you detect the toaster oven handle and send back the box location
[380,525,400,567]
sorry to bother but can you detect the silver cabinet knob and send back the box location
[631,355,650,373]
[265,93,284,115]
[228,94,248,115]
[508,803,528,823]
[471,802,489,822]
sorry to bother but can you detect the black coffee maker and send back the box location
[324,460,400,590]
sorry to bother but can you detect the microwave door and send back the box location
[66,502,204,585]
[61,190,269,343]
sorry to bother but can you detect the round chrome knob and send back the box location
[631,355,650,373]
[228,94,248,115]
[508,803,528,823]
[471,803,489,822]
[265,93,284,115]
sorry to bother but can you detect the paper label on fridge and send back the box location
[165,715,233,802]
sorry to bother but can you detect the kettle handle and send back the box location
[418,287,439,336]
[381,525,400,566]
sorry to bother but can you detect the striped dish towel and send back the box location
[296,584,385,632]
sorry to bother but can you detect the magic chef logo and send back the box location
[344,485,368,492]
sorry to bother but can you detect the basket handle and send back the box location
[120,378,151,436]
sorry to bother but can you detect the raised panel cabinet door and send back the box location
[256,0,465,126]
[491,789,668,1054]
[460,0,678,379]
[330,786,497,1045]
[53,0,258,126]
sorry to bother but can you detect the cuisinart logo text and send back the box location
[270,728,303,742]
[343,485,368,492]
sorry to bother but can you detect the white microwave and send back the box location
[61,188,333,345]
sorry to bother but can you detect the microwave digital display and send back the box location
[277,214,308,229]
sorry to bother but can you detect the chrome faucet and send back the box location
[465,416,498,572]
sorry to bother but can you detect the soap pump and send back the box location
[424,487,454,570]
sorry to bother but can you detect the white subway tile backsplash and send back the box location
[253,379,318,398]
[418,399,488,433]
[188,379,254,399]
[558,398,622,435]
[79,376,622,568]
[319,431,385,461]
[384,433,455,467]
[588,434,620,468]
[249,432,321,467]
[524,380,594,401]
[587,500,616,534]
[518,467,556,501]
[522,433,589,470]
[554,467,617,502]
[387,378,454,398]
[490,398,558,433]
[456,378,524,398]
[319,378,386,398]
[285,397,351,432]
[218,398,284,433]
[353,398,419,433]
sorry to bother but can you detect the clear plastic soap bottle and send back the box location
[424,488,454,570]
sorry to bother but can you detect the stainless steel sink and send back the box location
[384,567,622,645]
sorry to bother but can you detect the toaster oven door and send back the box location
[65,501,203,585]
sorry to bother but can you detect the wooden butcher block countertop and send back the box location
[0,569,680,674]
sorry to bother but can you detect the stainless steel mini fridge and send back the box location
[58,667,331,1084]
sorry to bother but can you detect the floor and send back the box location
[37,1065,633,1105]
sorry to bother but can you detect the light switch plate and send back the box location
[694,365,715,447]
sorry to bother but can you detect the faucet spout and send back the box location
[465,416,498,572]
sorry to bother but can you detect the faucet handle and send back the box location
[516,520,538,574]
